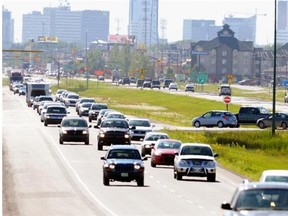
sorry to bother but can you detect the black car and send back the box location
[163,79,173,89]
[142,80,152,88]
[151,80,161,89]
[136,79,144,88]
[58,116,91,145]
[88,103,109,122]
[122,77,130,85]
[43,105,67,126]
[95,118,133,150]
[101,145,147,186]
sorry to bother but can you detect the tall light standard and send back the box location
[86,30,89,89]
[272,0,277,135]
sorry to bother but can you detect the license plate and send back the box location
[193,168,203,173]
[121,173,128,177]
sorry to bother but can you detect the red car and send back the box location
[150,139,182,167]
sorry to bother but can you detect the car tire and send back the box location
[217,121,224,128]
[141,149,146,157]
[85,139,89,145]
[151,161,156,168]
[176,171,182,180]
[44,121,48,126]
[258,121,265,129]
[103,175,109,186]
[194,121,201,128]
[88,117,92,123]
[137,177,144,186]
[207,173,216,182]
[98,142,103,150]
[281,122,288,129]
[59,138,63,144]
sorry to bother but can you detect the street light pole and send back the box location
[272,0,277,135]
[86,30,89,89]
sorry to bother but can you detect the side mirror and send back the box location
[100,156,105,160]
[142,156,148,161]
[214,153,219,158]
[57,124,61,128]
[88,125,92,128]
[94,125,99,129]
[221,202,232,210]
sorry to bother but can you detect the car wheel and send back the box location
[59,138,63,144]
[88,117,92,122]
[79,113,82,117]
[137,177,144,186]
[41,118,43,122]
[44,121,48,127]
[173,170,177,179]
[281,122,288,129]
[151,161,156,168]
[217,121,224,128]
[207,173,216,182]
[176,171,182,180]
[85,139,89,145]
[141,149,146,157]
[258,121,265,129]
[97,142,103,150]
[194,121,201,128]
[103,175,109,186]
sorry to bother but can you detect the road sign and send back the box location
[223,96,231,104]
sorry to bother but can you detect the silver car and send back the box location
[174,143,218,182]
[192,110,237,128]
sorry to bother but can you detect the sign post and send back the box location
[223,96,231,111]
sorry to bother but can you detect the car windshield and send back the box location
[92,104,108,110]
[47,107,66,114]
[107,149,141,160]
[180,146,213,156]
[265,176,288,183]
[62,119,88,127]
[82,103,93,108]
[129,120,151,127]
[107,114,125,119]
[145,134,168,141]
[101,120,128,128]
[68,95,79,99]
[157,141,181,149]
[235,189,288,210]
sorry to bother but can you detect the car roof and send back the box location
[102,118,127,122]
[239,182,288,190]
[62,116,85,120]
[181,143,212,148]
[261,170,288,176]
[109,144,138,150]
[145,131,168,135]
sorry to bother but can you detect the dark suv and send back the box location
[101,145,147,186]
[163,79,173,89]
[95,118,133,150]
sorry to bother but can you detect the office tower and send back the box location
[183,19,221,41]
[223,15,256,43]
[2,6,14,48]
[129,0,159,46]
[278,0,288,44]
[22,5,109,44]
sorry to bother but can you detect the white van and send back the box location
[219,84,231,96]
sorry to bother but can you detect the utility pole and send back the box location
[86,30,89,89]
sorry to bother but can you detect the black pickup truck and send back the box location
[235,106,271,126]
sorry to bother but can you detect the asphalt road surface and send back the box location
[3,86,248,216]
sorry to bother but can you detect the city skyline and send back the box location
[3,0,275,45]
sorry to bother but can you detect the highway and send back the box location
[3,86,249,216]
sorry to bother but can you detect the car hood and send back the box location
[62,127,88,130]
[224,210,288,216]
[100,128,129,132]
[106,159,143,164]
[177,155,215,160]
[155,149,178,154]
[132,126,153,131]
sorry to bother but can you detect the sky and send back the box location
[2,0,276,45]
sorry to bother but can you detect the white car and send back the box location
[174,143,218,182]
[128,118,155,141]
[64,93,80,107]
[141,132,169,156]
[169,82,178,90]
[259,170,288,183]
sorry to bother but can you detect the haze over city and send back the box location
[3,0,275,45]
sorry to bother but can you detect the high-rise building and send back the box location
[277,0,288,44]
[2,6,14,48]
[182,19,221,41]
[22,6,109,44]
[129,0,159,47]
[223,15,256,43]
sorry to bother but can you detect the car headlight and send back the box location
[99,132,105,138]
[154,150,162,156]
[179,160,188,166]
[62,130,67,134]
[108,164,115,169]
[124,134,130,139]
[46,115,51,119]
[205,161,216,166]
[144,144,151,149]
[82,130,88,134]
[134,164,141,170]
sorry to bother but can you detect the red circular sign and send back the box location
[223,96,231,104]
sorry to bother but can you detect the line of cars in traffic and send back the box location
[10,86,288,214]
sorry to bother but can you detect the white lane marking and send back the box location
[41,128,117,216]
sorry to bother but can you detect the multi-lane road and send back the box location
[2,86,247,216]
